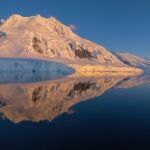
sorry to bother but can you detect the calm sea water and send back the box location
[0,73,150,150]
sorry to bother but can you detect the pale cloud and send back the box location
[68,24,77,31]
[0,19,5,25]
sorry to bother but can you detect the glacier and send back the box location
[0,58,75,83]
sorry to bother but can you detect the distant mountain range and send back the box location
[0,14,148,75]
[114,52,150,71]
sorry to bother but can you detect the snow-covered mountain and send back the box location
[0,14,124,64]
[0,14,142,75]
[115,52,150,70]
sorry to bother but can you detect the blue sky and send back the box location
[0,0,150,57]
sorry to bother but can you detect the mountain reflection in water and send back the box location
[0,73,149,123]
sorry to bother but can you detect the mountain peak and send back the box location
[2,14,26,28]
[5,14,60,24]
[8,14,24,20]
[1,14,72,35]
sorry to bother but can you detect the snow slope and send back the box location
[115,52,150,70]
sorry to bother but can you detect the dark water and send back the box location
[0,73,150,150]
